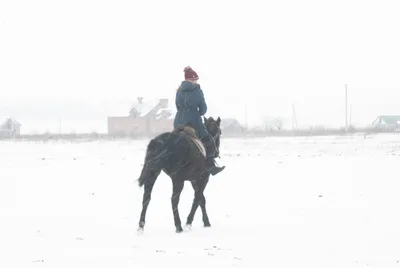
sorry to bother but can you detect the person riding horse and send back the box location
[173,66,225,176]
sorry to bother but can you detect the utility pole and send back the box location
[349,104,352,128]
[345,84,348,132]
[292,103,298,132]
[59,117,62,136]
[244,102,248,130]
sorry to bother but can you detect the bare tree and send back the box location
[263,116,285,131]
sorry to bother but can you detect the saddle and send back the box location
[173,126,197,138]
[173,126,206,157]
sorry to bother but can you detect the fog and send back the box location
[1,0,400,133]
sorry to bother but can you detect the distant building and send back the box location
[220,118,244,135]
[0,118,22,137]
[107,97,174,136]
[372,115,400,131]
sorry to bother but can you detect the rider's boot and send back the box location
[201,135,225,176]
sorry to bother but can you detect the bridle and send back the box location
[206,122,222,158]
[213,129,221,141]
[206,121,221,140]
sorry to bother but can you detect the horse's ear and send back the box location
[203,116,208,123]
[216,117,221,126]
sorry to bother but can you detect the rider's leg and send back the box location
[201,134,225,176]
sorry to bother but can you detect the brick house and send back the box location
[107,97,174,137]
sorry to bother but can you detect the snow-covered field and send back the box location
[1,134,400,267]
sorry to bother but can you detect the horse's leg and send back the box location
[186,178,211,228]
[199,191,211,227]
[186,180,201,227]
[171,180,185,233]
[138,179,156,232]
[198,178,211,227]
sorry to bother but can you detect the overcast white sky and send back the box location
[1,0,400,132]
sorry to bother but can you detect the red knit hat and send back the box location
[184,66,199,81]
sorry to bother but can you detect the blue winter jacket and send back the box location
[173,81,208,138]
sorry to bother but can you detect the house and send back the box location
[0,118,22,137]
[372,115,400,131]
[220,118,244,135]
[107,97,174,136]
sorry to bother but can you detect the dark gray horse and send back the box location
[137,116,223,233]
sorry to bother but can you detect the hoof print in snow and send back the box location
[36,230,45,238]
[318,195,323,198]
[156,250,165,253]
[76,237,84,241]
[234,257,242,260]
[204,246,219,251]
[41,158,45,160]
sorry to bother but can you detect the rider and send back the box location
[173,66,225,176]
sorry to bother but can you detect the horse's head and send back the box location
[203,116,222,155]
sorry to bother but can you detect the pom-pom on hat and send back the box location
[184,66,199,81]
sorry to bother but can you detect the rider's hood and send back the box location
[179,81,200,92]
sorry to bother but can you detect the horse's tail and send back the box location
[137,137,168,187]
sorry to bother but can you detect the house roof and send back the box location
[220,118,241,128]
[376,115,400,125]
[1,118,22,128]
[107,97,174,119]
[156,108,175,120]
[130,99,160,117]
[109,98,162,117]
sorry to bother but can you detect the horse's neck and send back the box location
[173,128,206,157]
[185,135,206,157]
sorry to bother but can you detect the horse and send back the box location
[136,116,222,233]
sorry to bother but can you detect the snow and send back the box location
[1,134,400,267]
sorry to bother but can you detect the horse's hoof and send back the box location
[185,224,192,231]
[204,223,211,228]
[137,227,144,234]
[176,226,184,233]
